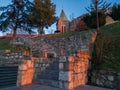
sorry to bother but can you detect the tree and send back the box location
[109,4,120,20]
[85,0,111,31]
[0,0,32,36]
[84,11,106,29]
[27,0,57,35]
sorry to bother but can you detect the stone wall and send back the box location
[0,51,24,66]
[33,30,97,89]
[0,51,23,59]
[91,70,120,89]
[0,51,34,86]
[32,30,97,57]
[7,30,96,89]
[3,52,23,60]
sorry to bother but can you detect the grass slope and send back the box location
[0,38,13,50]
[93,21,120,72]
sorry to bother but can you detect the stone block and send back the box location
[96,79,102,85]
[81,48,89,52]
[81,79,86,85]
[19,64,27,71]
[59,81,63,88]
[59,71,73,82]
[59,56,67,62]
[68,56,74,62]
[108,75,114,81]
[34,74,37,78]
[64,82,74,90]
[35,64,39,68]
[19,56,23,58]
[68,62,73,71]
[80,62,86,72]
[77,73,83,80]
[27,61,32,68]
[59,63,64,70]
[73,63,82,73]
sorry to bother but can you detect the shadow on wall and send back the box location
[33,56,59,87]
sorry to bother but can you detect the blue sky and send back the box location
[0,0,120,35]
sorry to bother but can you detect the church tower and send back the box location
[57,9,69,32]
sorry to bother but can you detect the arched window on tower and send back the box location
[62,26,64,32]
[62,25,66,33]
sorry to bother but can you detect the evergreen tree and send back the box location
[27,0,57,35]
[84,11,106,29]
[84,0,111,30]
[109,4,120,20]
[86,0,111,13]
[0,0,32,36]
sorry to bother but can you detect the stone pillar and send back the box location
[59,50,89,90]
[59,56,74,89]
[17,58,34,86]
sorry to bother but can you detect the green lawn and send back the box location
[53,30,88,38]
[93,21,120,72]
[34,30,89,39]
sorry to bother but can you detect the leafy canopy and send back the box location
[83,0,111,29]
[27,0,57,35]
[0,0,32,36]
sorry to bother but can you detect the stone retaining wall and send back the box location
[91,70,120,89]
[0,51,34,86]
[33,30,97,89]
[3,30,97,89]
[4,52,23,59]
[0,51,24,66]
[32,30,97,57]
[0,51,23,59]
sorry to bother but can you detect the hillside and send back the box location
[93,21,120,72]
[0,21,120,72]
[0,38,13,50]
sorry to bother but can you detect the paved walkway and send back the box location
[2,84,113,90]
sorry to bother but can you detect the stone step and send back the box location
[33,79,59,88]
[37,71,59,80]
[0,66,18,88]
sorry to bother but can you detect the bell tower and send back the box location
[57,9,69,32]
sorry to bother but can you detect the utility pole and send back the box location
[95,0,100,32]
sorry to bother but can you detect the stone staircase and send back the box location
[33,58,59,87]
[0,66,18,88]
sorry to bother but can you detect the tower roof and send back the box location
[59,9,68,21]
